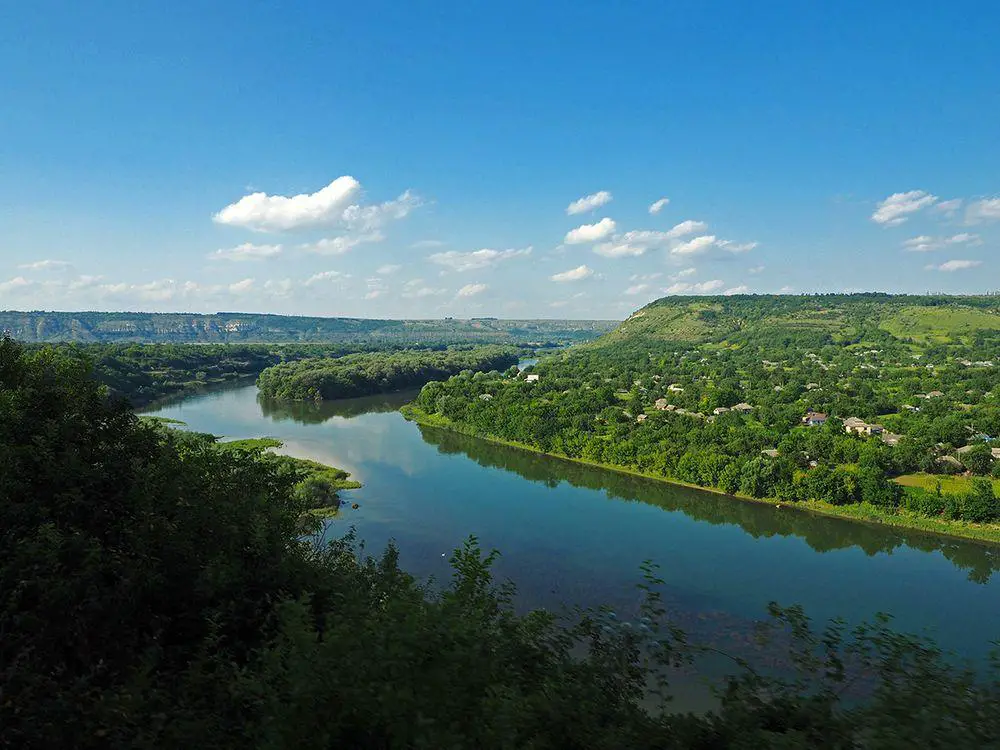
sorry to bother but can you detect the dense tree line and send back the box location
[257,346,521,401]
[4,339,1000,747]
[412,307,1000,527]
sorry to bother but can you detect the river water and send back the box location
[144,384,1000,677]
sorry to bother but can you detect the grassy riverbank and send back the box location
[401,405,1000,546]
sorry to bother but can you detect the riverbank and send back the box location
[401,405,1000,547]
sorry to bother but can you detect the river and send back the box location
[144,384,1000,682]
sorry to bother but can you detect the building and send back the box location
[802,411,828,427]
[732,402,754,413]
[478,393,493,401]
[761,449,779,458]
[843,417,883,436]
[713,406,730,415]
[668,383,684,393]
[881,432,902,447]
[654,398,669,410]
[525,374,540,383]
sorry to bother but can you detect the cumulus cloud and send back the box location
[428,247,532,272]
[666,220,709,238]
[630,272,662,281]
[564,217,616,244]
[932,198,963,217]
[648,197,670,215]
[591,221,714,258]
[551,265,594,282]
[457,283,488,297]
[566,190,612,215]
[401,278,447,298]
[716,239,759,253]
[670,235,717,256]
[664,279,725,294]
[212,177,421,233]
[263,279,293,296]
[213,176,361,231]
[723,285,750,295]
[228,278,255,294]
[925,259,982,272]
[668,267,697,281]
[209,242,282,261]
[625,284,650,295]
[902,233,981,252]
[748,265,765,274]
[376,264,402,274]
[871,190,938,225]
[966,198,1000,224]
[305,270,350,285]
[300,231,384,255]
[18,259,73,271]
[0,276,32,293]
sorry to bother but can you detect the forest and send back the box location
[409,295,1000,540]
[4,336,1000,747]
[257,346,521,401]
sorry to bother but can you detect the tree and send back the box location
[960,444,995,476]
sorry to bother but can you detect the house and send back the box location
[925,390,944,399]
[802,411,828,427]
[636,413,648,423]
[881,432,902,447]
[761,449,779,458]
[478,393,493,401]
[955,444,981,455]
[843,417,883,436]
[992,447,1000,460]
[712,406,730,415]
[936,455,963,470]
[805,383,821,390]
[654,398,669,410]
[668,383,684,393]
[525,374,540,383]
[732,402,754,413]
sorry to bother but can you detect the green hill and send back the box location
[601,294,1000,347]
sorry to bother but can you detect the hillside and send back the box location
[604,294,1000,347]
[0,310,614,345]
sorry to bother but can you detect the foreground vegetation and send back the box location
[257,346,520,401]
[412,294,1000,543]
[5,336,1000,747]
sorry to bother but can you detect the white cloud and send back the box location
[457,283,488,297]
[748,265,765,274]
[551,265,594,282]
[376,264,402,274]
[428,247,531,272]
[723,285,750,295]
[301,231,384,255]
[228,278,255,294]
[305,270,350,285]
[564,217,616,244]
[648,197,670,215]
[664,279,725,294]
[925,259,982,272]
[716,239,758,253]
[0,276,32,293]
[630,272,663,281]
[666,220,708,238]
[209,242,282,261]
[18,259,73,271]
[779,285,795,293]
[903,233,981,252]
[966,198,1000,224]
[668,267,697,281]
[364,290,384,300]
[871,190,938,226]
[625,284,650,295]
[213,176,361,232]
[932,198,963,216]
[68,275,104,290]
[341,190,422,231]
[670,235,717,256]
[263,279,293,296]
[401,278,447,298]
[566,190,612,215]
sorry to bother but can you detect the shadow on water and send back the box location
[416,424,1000,585]
[257,389,421,424]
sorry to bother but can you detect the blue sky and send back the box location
[1,1,998,320]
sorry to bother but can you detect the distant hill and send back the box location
[0,311,615,345]
[602,294,1000,347]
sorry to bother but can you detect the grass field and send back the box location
[895,472,1000,495]
[880,306,1000,344]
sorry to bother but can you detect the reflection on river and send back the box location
[145,385,1000,674]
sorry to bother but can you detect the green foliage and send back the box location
[3,336,1000,747]
[257,346,520,401]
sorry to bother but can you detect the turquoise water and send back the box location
[145,385,1000,669]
